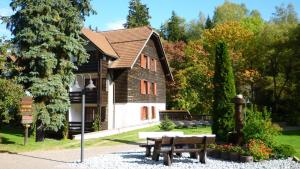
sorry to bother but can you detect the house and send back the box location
[68,26,173,132]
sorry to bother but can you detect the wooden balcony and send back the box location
[69,91,97,103]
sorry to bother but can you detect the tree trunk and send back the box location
[35,121,45,142]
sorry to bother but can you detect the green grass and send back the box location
[0,125,212,153]
[275,130,300,158]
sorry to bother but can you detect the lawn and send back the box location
[275,130,300,158]
[0,125,211,153]
[2,125,298,158]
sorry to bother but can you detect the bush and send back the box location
[93,114,101,131]
[159,116,175,131]
[272,144,296,159]
[248,139,272,161]
[243,108,282,146]
[0,79,23,123]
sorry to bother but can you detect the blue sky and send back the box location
[1,0,300,38]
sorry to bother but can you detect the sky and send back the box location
[0,0,300,38]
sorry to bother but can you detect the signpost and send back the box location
[20,96,33,145]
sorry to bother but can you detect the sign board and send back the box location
[20,96,33,124]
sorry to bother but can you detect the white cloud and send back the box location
[0,8,13,17]
[105,19,125,30]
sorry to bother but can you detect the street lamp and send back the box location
[72,74,96,163]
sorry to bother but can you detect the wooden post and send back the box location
[233,94,245,145]
[24,124,30,145]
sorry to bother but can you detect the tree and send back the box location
[0,38,24,125]
[160,11,186,42]
[185,12,205,41]
[6,0,94,141]
[213,1,248,24]
[124,0,151,28]
[205,15,213,29]
[212,42,236,140]
[271,3,298,24]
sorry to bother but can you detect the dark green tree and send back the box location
[205,15,213,29]
[124,0,151,28]
[6,0,94,141]
[212,41,236,140]
[161,11,186,42]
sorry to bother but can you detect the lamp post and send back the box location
[73,74,96,163]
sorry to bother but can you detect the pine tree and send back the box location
[6,0,94,141]
[205,15,213,29]
[124,0,151,28]
[212,41,236,141]
[161,11,186,42]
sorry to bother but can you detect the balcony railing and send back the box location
[69,91,97,103]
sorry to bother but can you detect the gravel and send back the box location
[65,149,300,169]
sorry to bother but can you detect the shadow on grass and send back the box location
[103,138,140,145]
[0,136,16,144]
[281,130,300,136]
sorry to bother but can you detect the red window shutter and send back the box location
[141,107,144,120]
[154,83,157,95]
[147,81,151,94]
[147,56,150,69]
[141,54,145,68]
[146,107,149,120]
[152,106,156,119]
[154,59,157,72]
[140,80,145,94]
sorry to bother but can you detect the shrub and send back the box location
[231,146,242,153]
[248,139,272,161]
[93,114,101,132]
[159,116,175,131]
[243,108,281,146]
[272,144,296,159]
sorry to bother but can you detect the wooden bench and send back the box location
[138,132,184,157]
[158,136,215,166]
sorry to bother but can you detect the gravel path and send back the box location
[0,144,138,169]
[66,150,300,169]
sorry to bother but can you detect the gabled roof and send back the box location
[81,26,173,81]
[81,28,118,58]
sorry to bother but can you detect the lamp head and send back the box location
[86,79,96,90]
[73,79,81,89]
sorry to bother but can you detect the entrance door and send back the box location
[85,107,96,122]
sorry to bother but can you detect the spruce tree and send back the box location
[212,42,236,141]
[124,0,151,28]
[161,11,186,42]
[6,0,94,141]
[205,15,213,29]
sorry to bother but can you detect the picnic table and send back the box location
[140,134,216,166]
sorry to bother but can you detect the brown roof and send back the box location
[81,26,173,80]
[81,28,118,58]
[102,26,152,68]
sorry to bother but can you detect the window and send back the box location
[140,54,147,68]
[102,78,107,91]
[101,106,106,122]
[141,80,151,95]
[151,106,156,119]
[85,107,96,122]
[150,58,157,72]
[141,106,149,120]
[141,53,151,70]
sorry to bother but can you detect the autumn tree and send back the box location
[212,41,236,140]
[213,1,248,24]
[124,0,151,28]
[6,0,94,141]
